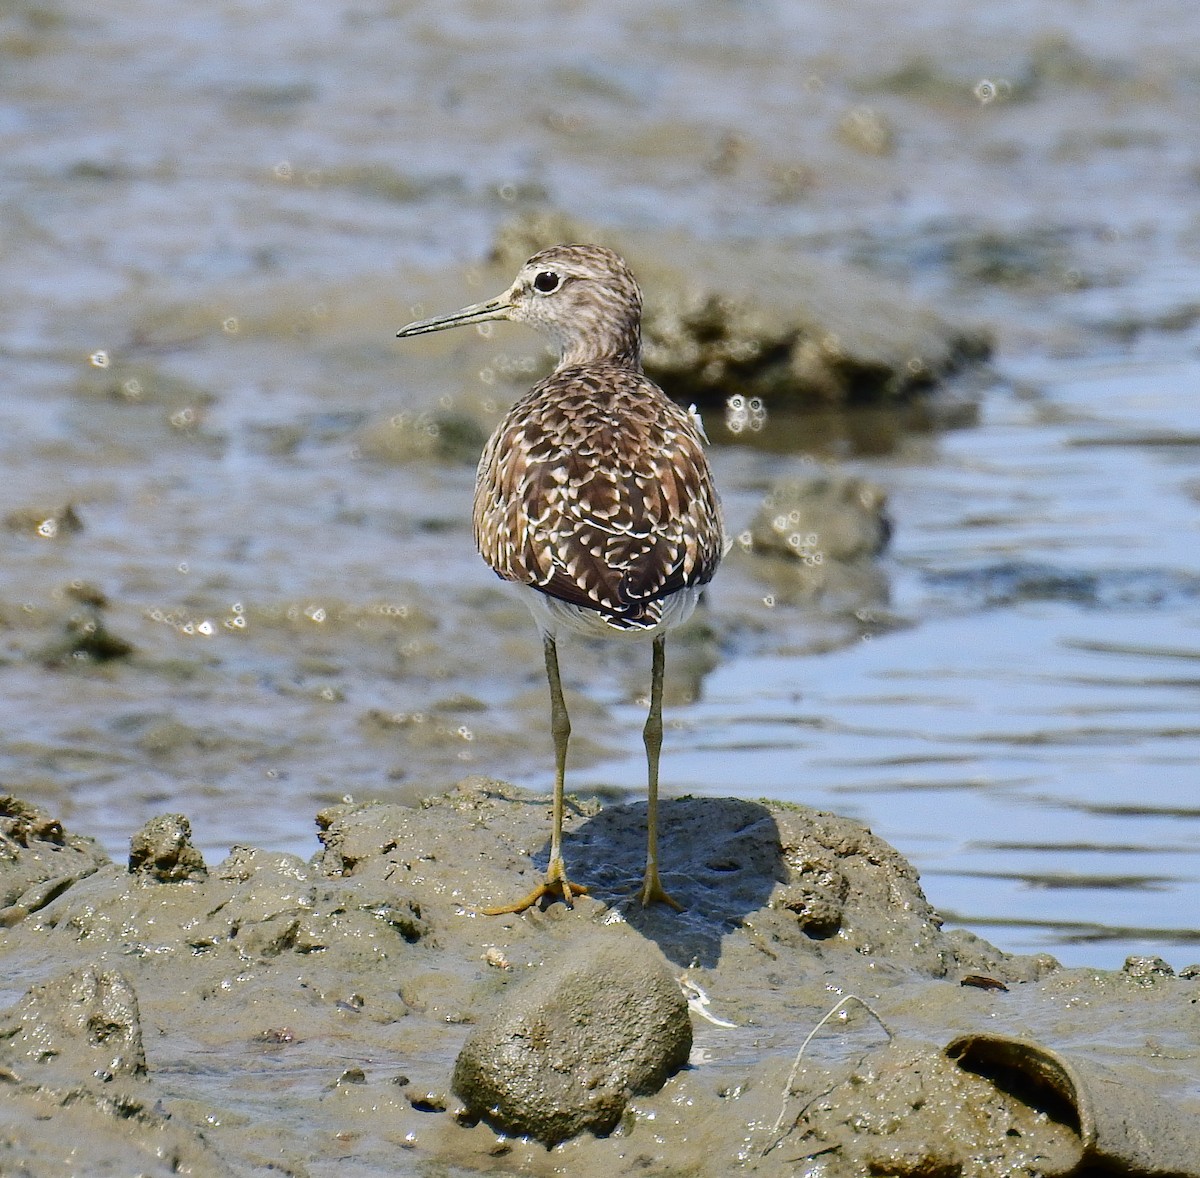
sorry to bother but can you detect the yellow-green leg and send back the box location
[639,634,683,910]
[483,634,590,915]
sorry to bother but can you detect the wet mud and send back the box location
[3,785,1199,1176]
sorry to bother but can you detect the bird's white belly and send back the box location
[515,582,702,642]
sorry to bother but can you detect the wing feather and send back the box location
[473,365,725,623]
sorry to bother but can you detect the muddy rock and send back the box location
[311,783,959,974]
[770,804,953,972]
[127,813,207,882]
[2,503,84,539]
[0,795,109,928]
[0,965,146,1081]
[737,470,893,611]
[35,604,136,667]
[748,472,891,564]
[835,104,897,157]
[453,931,691,1145]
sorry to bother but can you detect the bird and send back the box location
[396,244,725,913]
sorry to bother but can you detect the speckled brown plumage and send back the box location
[474,360,723,630]
[397,243,725,913]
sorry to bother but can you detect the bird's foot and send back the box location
[639,867,684,911]
[482,869,589,916]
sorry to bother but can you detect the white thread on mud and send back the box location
[764,993,893,1151]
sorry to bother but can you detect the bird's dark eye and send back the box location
[533,271,562,294]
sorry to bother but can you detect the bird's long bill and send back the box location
[396,295,512,339]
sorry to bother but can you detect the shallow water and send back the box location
[3,0,1200,971]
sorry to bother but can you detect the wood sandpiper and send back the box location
[397,244,726,912]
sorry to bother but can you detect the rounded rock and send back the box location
[452,932,692,1145]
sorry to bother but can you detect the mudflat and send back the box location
[2,784,1198,1176]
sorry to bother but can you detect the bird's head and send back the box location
[397,243,643,368]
